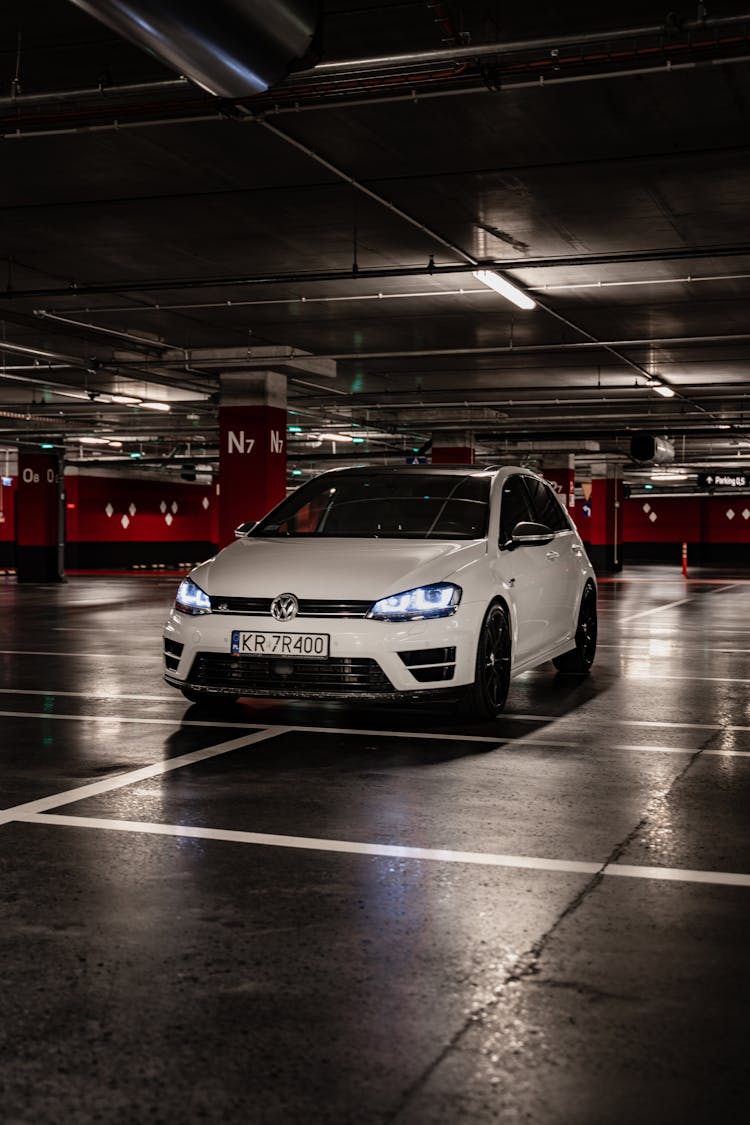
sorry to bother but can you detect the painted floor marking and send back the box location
[2,706,750,735]
[15,811,750,889]
[610,744,750,758]
[624,673,750,685]
[0,688,180,702]
[599,644,750,653]
[0,649,159,659]
[620,597,694,623]
[0,728,286,826]
[0,709,271,730]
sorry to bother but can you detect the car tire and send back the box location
[463,601,512,720]
[180,687,239,706]
[552,583,597,674]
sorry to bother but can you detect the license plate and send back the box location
[231,631,330,658]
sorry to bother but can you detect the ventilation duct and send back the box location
[69,0,321,98]
[630,432,675,465]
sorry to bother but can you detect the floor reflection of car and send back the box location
[163,465,597,718]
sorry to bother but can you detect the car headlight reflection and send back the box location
[368,583,461,622]
[175,577,211,615]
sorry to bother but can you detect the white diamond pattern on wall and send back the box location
[105,503,114,518]
[649,511,657,522]
[743,509,750,520]
[165,513,173,527]
[121,514,129,529]
[159,501,167,513]
[171,501,178,514]
[642,503,651,513]
[726,508,735,521]
[128,503,136,517]
[202,496,210,510]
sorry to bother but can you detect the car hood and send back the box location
[194,537,486,601]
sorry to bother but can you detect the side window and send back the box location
[525,478,569,533]
[499,475,536,543]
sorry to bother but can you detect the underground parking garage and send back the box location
[2,3,750,1123]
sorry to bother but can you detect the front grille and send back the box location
[188,653,394,696]
[398,646,456,683]
[209,596,372,618]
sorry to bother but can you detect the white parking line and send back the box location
[0,688,180,702]
[0,728,287,826]
[15,811,750,889]
[2,706,750,735]
[0,650,157,659]
[620,597,694,623]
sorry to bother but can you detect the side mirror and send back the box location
[234,521,257,538]
[502,520,554,550]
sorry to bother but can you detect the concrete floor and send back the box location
[1,568,750,1124]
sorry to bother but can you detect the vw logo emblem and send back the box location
[271,593,298,622]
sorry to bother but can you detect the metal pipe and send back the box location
[0,338,214,394]
[6,243,750,301]
[301,13,750,75]
[246,110,477,267]
[34,309,176,352]
[39,270,750,317]
[0,78,189,109]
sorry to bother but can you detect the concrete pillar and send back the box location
[431,431,475,464]
[16,452,65,583]
[218,372,286,547]
[588,464,623,573]
[542,454,576,513]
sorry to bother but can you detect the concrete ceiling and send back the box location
[2,0,750,486]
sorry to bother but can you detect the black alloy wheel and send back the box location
[464,602,512,720]
[552,583,598,674]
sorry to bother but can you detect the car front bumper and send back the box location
[163,603,485,700]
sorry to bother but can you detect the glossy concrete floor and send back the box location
[2,568,750,1125]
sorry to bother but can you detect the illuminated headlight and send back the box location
[368,583,461,622]
[175,577,211,615]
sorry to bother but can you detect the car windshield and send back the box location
[252,472,491,539]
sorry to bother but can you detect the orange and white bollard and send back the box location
[681,541,688,578]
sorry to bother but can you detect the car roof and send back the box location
[314,464,535,477]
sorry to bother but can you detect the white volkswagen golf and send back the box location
[163,465,597,718]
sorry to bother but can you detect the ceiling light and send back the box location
[107,440,123,448]
[651,383,675,398]
[139,400,171,412]
[110,394,142,405]
[472,270,536,311]
[79,436,109,445]
[327,434,354,443]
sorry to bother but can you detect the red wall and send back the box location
[65,473,216,545]
[623,494,750,545]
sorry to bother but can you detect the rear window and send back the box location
[253,473,491,539]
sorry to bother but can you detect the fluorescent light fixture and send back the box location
[40,443,54,449]
[327,434,354,443]
[651,383,675,398]
[472,270,536,311]
[139,400,170,412]
[288,425,303,433]
[110,394,142,405]
[130,452,142,459]
[107,440,123,448]
[79,436,109,445]
[352,437,365,444]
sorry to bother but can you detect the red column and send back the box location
[542,456,575,513]
[431,431,475,464]
[589,472,624,573]
[218,373,287,547]
[16,453,65,582]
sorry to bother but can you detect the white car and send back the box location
[163,465,597,719]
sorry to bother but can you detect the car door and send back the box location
[524,477,582,648]
[494,473,552,664]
